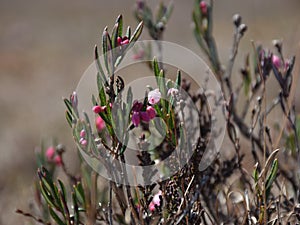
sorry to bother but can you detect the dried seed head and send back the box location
[233,14,242,27]
[238,23,247,36]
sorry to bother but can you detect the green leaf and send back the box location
[163,1,174,23]
[152,57,160,78]
[102,27,113,75]
[116,15,123,38]
[253,163,259,183]
[64,98,78,123]
[265,159,278,198]
[94,45,108,87]
[129,21,144,43]
[49,206,66,225]
[97,72,107,106]
[126,26,131,40]
[111,15,123,49]
[40,181,57,210]
[65,111,73,127]
[74,182,85,206]
[58,180,66,202]
[156,2,166,23]
[72,192,80,225]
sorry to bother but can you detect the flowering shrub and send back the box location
[16,1,300,225]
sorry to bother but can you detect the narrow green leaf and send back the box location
[72,192,80,225]
[102,27,113,75]
[58,180,66,202]
[175,70,181,88]
[265,159,278,198]
[156,2,166,23]
[49,206,65,225]
[152,57,160,78]
[94,45,108,87]
[126,26,131,40]
[163,1,174,22]
[65,111,73,127]
[97,72,107,106]
[74,182,85,206]
[40,182,57,210]
[116,15,123,38]
[129,21,144,43]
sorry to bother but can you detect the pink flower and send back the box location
[79,138,87,146]
[117,36,129,46]
[272,55,282,69]
[167,87,179,97]
[132,111,141,127]
[54,155,63,166]
[80,129,86,138]
[93,105,103,114]
[140,111,150,123]
[146,106,156,119]
[149,190,162,212]
[45,147,55,161]
[148,89,161,105]
[96,116,105,131]
[200,1,207,15]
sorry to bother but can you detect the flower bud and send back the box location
[92,105,102,114]
[46,146,55,161]
[80,129,86,138]
[233,14,242,27]
[80,139,87,147]
[96,116,105,131]
[54,155,62,166]
[199,1,207,15]
[70,92,78,108]
[146,106,156,119]
[272,55,282,69]
[272,39,282,52]
[238,23,247,36]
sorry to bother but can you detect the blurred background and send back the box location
[0,0,299,223]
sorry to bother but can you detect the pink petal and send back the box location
[132,112,141,127]
[146,106,156,119]
[148,89,161,105]
[45,147,55,160]
[96,116,105,131]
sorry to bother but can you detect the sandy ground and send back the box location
[0,0,299,224]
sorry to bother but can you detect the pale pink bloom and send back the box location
[148,89,161,105]
[80,138,87,146]
[96,116,105,131]
[45,147,55,161]
[80,129,86,138]
[167,87,179,97]
[149,190,162,212]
